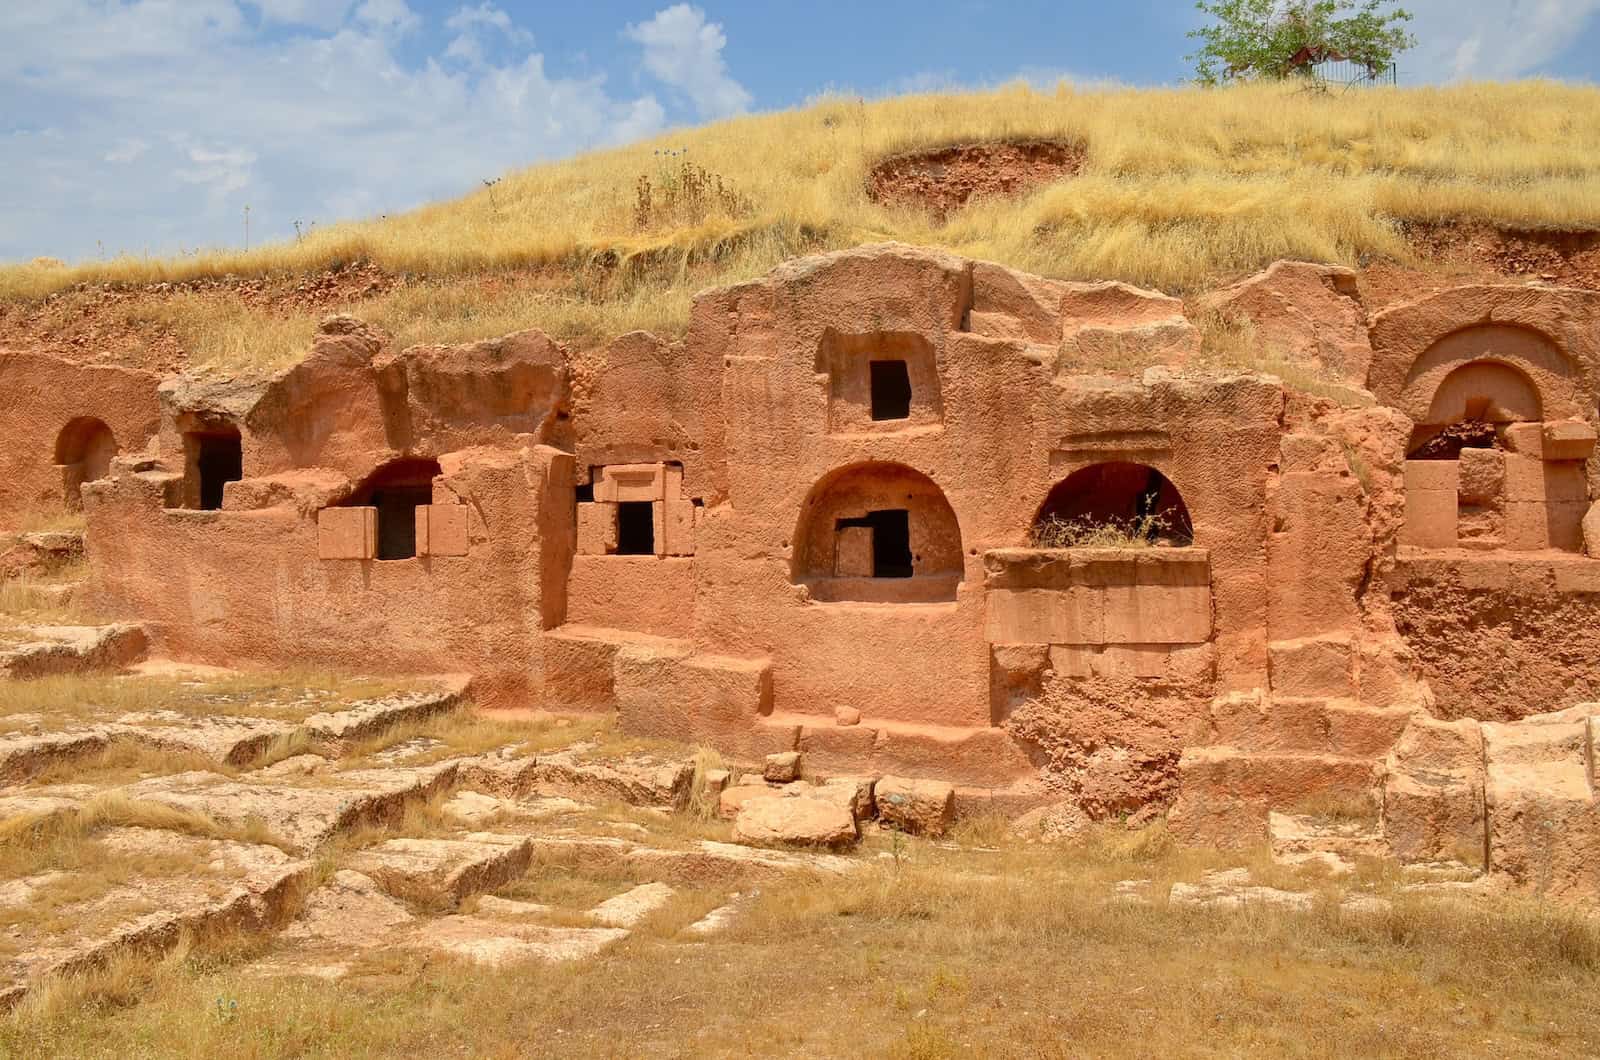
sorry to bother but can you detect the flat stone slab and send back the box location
[440,790,588,827]
[109,712,296,767]
[255,870,416,980]
[406,917,628,967]
[0,826,310,1009]
[590,882,675,928]
[122,765,458,852]
[0,729,109,785]
[530,834,856,886]
[524,744,693,808]
[348,833,534,906]
[0,623,148,680]
[682,897,747,938]
[1169,869,1314,912]
[301,677,471,752]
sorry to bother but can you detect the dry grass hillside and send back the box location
[4,80,1600,371]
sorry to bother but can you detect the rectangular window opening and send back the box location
[869,360,913,422]
[373,486,431,560]
[836,509,912,578]
[616,500,655,555]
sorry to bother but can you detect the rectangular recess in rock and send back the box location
[815,330,943,434]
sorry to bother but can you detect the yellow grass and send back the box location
[5,821,1599,1057]
[0,669,425,731]
[3,82,1598,370]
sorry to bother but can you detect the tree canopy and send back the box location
[1188,0,1416,85]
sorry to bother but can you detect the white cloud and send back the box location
[353,0,420,37]
[624,4,752,119]
[0,2,676,262]
[251,1,353,30]
[104,139,150,164]
[444,3,533,67]
[173,145,258,201]
[1399,0,1600,81]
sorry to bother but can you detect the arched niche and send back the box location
[1032,462,1194,547]
[1399,323,1576,428]
[343,457,443,560]
[53,417,117,512]
[791,462,963,603]
[1408,360,1543,458]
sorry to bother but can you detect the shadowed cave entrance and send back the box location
[183,428,243,511]
[1032,462,1194,547]
[345,458,443,560]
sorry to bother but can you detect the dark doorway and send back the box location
[344,457,443,560]
[837,509,912,577]
[186,430,242,511]
[373,485,431,560]
[616,501,655,555]
[869,360,913,421]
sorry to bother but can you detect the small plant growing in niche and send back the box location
[1028,511,1182,550]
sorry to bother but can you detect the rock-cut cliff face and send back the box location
[6,242,1600,892]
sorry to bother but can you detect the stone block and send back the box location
[1092,644,1169,679]
[595,463,666,503]
[1167,642,1218,683]
[1268,634,1356,698]
[1400,484,1457,549]
[1502,422,1542,455]
[576,502,618,556]
[1545,463,1589,503]
[317,506,376,560]
[1554,557,1600,593]
[1503,454,1547,502]
[875,776,955,837]
[1549,500,1587,553]
[1486,762,1600,898]
[1456,448,1504,505]
[614,648,775,757]
[660,500,697,557]
[1584,501,1600,560]
[540,628,625,710]
[1542,419,1596,462]
[415,504,469,557]
[763,751,802,783]
[1504,501,1550,551]
[1404,460,1458,494]
[796,722,879,774]
[733,797,857,848]
[1102,582,1212,644]
[664,463,684,503]
[1047,644,1094,679]
[1279,433,1339,474]
[984,587,1099,644]
[1382,770,1485,868]
[834,525,873,577]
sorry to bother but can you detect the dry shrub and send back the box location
[1027,511,1178,549]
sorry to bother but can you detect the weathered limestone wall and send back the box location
[9,242,1600,847]
[0,350,161,522]
[1391,553,1600,721]
[81,443,572,706]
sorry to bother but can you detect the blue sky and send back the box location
[3,1,1598,264]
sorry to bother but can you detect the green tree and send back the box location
[1187,0,1416,85]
